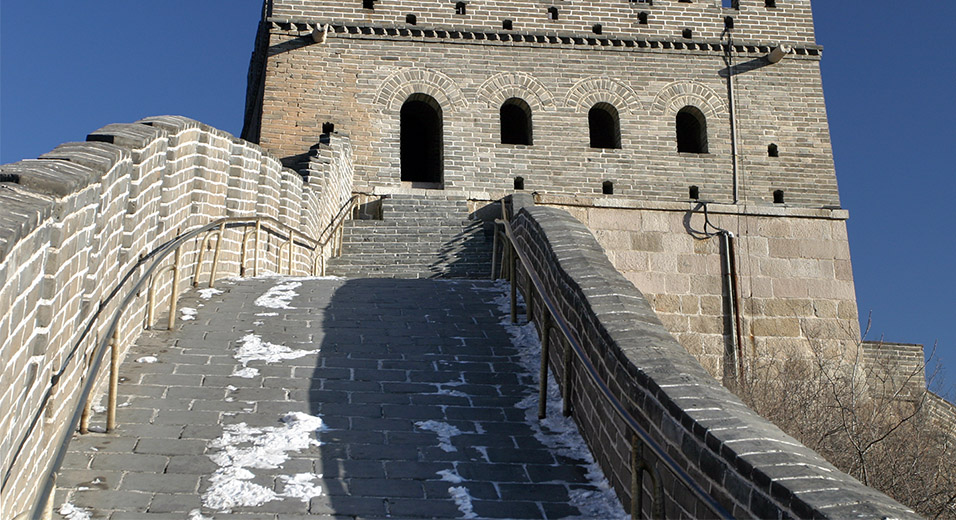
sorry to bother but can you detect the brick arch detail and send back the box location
[375,68,467,112]
[652,81,726,119]
[564,77,640,113]
[475,73,556,111]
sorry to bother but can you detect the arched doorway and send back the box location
[401,94,443,188]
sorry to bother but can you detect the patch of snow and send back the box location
[226,385,238,392]
[488,283,629,520]
[198,288,224,300]
[58,503,91,520]
[437,469,463,484]
[448,486,478,519]
[135,356,158,364]
[232,367,260,379]
[181,307,198,321]
[435,387,469,398]
[279,473,324,502]
[87,425,106,433]
[187,509,213,520]
[254,281,301,309]
[91,404,106,413]
[415,420,461,452]
[234,334,317,367]
[204,412,327,512]
[256,312,279,317]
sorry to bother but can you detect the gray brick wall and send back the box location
[250,0,837,208]
[0,117,354,519]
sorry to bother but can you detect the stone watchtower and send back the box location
[242,0,860,380]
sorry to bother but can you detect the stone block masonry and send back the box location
[250,0,838,208]
[0,116,355,520]
[552,196,861,380]
[508,199,917,518]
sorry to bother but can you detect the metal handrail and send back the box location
[22,215,319,520]
[315,192,378,276]
[496,217,733,520]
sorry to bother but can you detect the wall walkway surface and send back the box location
[0,117,354,519]
[507,196,917,519]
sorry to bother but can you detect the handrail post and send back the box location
[194,233,209,287]
[562,338,573,417]
[538,312,552,420]
[79,395,91,435]
[209,222,226,286]
[287,233,294,275]
[526,275,534,323]
[490,224,500,280]
[510,245,517,324]
[146,273,155,328]
[254,219,262,277]
[107,327,120,432]
[167,245,183,330]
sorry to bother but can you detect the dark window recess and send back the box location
[679,0,691,3]
[724,16,735,29]
[689,185,700,200]
[638,12,649,25]
[602,181,614,195]
[773,190,785,204]
[588,103,622,149]
[547,7,558,20]
[322,122,335,134]
[765,0,777,7]
[768,143,779,157]
[629,0,652,4]
[363,0,374,10]
[682,28,693,38]
[401,94,443,185]
[502,19,513,30]
[406,14,417,24]
[722,0,739,8]
[676,106,708,153]
[592,23,603,34]
[514,177,525,190]
[0,174,20,184]
[455,2,466,15]
[500,98,533,145]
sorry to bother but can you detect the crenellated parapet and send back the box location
[267,0,818,44]
[0,117,354,519]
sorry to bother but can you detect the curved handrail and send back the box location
[24,215,319,520]
[497,217,733,520]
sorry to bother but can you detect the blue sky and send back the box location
[1,1,953,399]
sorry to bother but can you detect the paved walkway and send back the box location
[54,277,624,519]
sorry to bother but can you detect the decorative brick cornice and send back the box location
[266,18,823,58]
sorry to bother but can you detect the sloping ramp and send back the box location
[53,277,625,519]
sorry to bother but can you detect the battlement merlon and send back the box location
[265,0,819,46]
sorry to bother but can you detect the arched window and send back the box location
[588,103,621,149]
[455,2,466,15]
[500,98,533,145]
[401,94,443,186]
[676,106,708,153]
[547,7,558,20]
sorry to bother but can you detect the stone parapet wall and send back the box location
[0,116,354,519]
[269,0,817,44]
[508,199,916,519]
[927,392,956,438]
[549,197,860,379]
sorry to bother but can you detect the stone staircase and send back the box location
[325,193,494,278]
